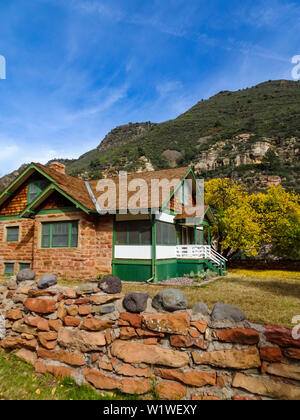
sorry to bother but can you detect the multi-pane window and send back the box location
[115,220,151,245]
[42,221,78,248]
[156,222,177,245]
[6,226,19,242]
[4,263,14,275]
[19,263,31,271]
[28,180,49,203]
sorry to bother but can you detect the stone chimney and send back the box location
[49,161,66,174]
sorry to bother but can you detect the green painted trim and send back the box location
[4,262,14,275]
[112,259,152,265]
[207,226,211,245]
[115,220,152,246]
[6,226,20,243]
[0,164,56,203]
[41,220,78,249]
[0,215,22,221]
[27,179,50,205]
[156,259,177,264]
[161,168,192,212]
[37,207,79,215]
[151,215,157,283]
[19,263,31,271]
[21,183,90,218]
[0,163,91,216]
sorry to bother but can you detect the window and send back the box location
[115,220,151,245]
[28,180,49,203]
[42,221,78,248]
[156,222,177,245]
[4,263,14,275]
[19,263,31,271]
[6,226,19,242]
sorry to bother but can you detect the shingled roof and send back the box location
[34,163,192,212]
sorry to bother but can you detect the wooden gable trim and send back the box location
[20,183,90,218]
[0,164,56,207]
[0,164,91,216]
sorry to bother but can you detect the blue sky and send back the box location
[0,0,299,176]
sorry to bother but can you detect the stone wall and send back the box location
[0,276,299,400]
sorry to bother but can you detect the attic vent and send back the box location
[49,162,66,174]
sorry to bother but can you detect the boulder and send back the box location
[192,302,210,316]
[16,269,35,283]
[152,289,188,312]
[123,293,149,313]
[37,274,57,290]
[211,303,247,322]
[98,276,122,294]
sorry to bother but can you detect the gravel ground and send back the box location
[156,277,197,286]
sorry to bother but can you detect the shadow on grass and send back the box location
[232,279,300,300]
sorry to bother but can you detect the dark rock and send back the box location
[211,303,247,322]
[37,274,57,290]
[152,289,188,312]
[192,302,210,316]
[123,293,150,313]
[16,269,35,283]
[101,304,115,314]
[98,276,122,294]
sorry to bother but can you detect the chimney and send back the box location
[49,161,66,174]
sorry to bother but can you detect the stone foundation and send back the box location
[0,279,299,400]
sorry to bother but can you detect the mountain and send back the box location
[1,80,300,193]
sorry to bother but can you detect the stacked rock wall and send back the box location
[0,277,300,400]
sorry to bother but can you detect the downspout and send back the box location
[146,215,157,283]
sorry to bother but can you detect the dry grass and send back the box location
[1,269,299,327]
[122,269,300,327]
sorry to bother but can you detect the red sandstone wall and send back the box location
[0,213,113,281]
[32,213,113,281]
[0,219,35,276]
[0,281,299,400]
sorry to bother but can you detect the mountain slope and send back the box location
[1,80,300,193]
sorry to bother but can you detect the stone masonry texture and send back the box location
[0,281,300,400]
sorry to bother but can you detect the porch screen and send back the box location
[115,220,151,245]
[156,221,177,245]
[42,221,78,248]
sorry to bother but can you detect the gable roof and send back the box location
[0,163,211,220]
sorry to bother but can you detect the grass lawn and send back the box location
[0,349,139,400]
[122,269,300,327]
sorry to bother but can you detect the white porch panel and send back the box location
[156,246,177,260]
[114,245,152,259]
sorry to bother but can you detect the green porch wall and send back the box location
[112,258,210,282]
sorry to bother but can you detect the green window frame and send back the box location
[41,221,78,248]
[4,263,14,275]
[19,263,31,271]
[115,220,151,245]
[28,180,49,204]
[156,221,177,245]
[6,226,19,242]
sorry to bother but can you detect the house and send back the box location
[0,162,226,282]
